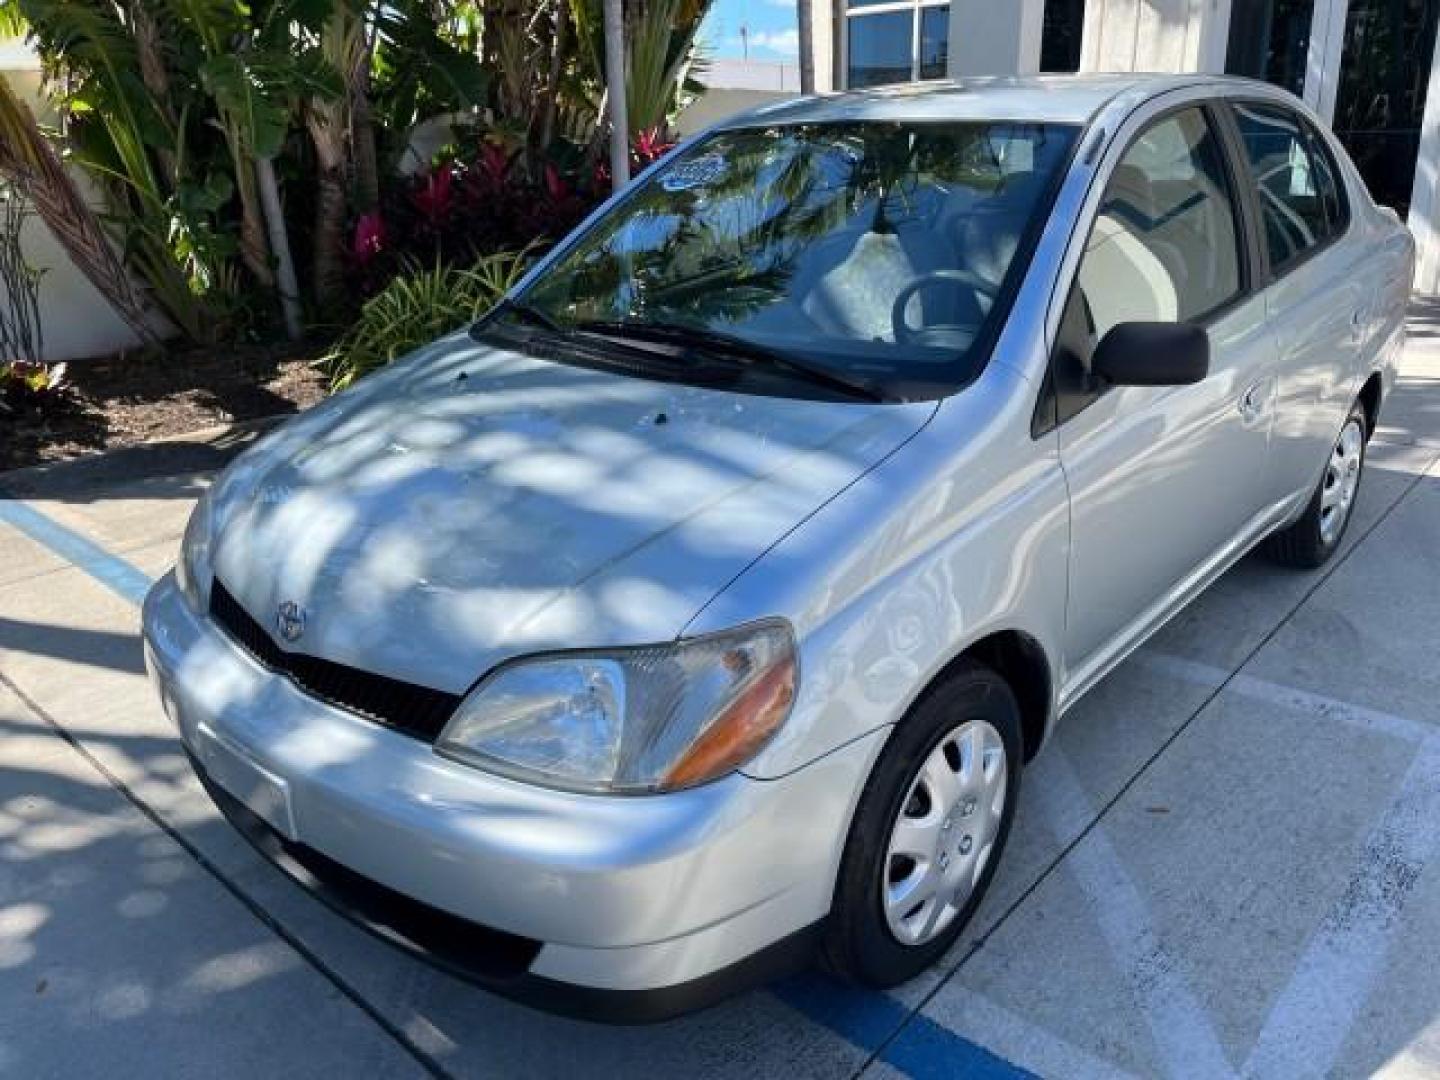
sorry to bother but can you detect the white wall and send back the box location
[950,0,1045,77]
[2,56,156,362]
[676,60,800,135]
[1080,0,1231,73]
[677,88,794,134]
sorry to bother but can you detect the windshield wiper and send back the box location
[574,320,889,403]
[483,297,568,335]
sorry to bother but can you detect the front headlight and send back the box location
[175,486,215,612]
[436,620,797,793]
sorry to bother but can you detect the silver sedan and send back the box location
[142,73,1411,1020]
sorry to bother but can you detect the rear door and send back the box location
[1047,101,1281,685]
[1225,99,1369,508]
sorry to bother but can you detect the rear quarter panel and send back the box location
[1261,115,1412,510]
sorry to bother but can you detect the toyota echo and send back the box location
[142,74,1411,1021]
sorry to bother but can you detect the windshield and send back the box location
[495,119,1077,400]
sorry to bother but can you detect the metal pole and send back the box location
[255,156,303,342]
[798,2,815,94]
[603,0,630,188]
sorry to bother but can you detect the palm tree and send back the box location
[307,5,370,317]
[0,76,159,346]
[603,0,629,186]
[569,0,713,169]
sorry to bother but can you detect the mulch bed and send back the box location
[1,344,328,473]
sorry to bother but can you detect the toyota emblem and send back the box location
[276,600,306,643]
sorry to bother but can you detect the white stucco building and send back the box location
[809,0,1440,291]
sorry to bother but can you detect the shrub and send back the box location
[0,187,44,365]
[352,129,675,300]
[0,360,70,417]
[322,250,531,391]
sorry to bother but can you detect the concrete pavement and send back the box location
[2,309,1440,1078]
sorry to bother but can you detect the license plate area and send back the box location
[194,723,298,841]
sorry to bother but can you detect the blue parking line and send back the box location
[773,973,1035,1079]
[1,494,1030,1077]
[0,496,152,606]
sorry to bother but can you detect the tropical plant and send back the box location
[306,2,369,316]
[0,72,157,345]
[570,0,709,142]
[6,0,346,340]
[0,357,69,415]
[322,248,531,390]
[3,1,226,340]
[0,183,45,363]
[367,0,490,171]
[357,125,672,301]
[176,0,345,339]
[2,0,714,356]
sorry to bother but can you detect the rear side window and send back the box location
[1232,102,1348,272]
[1076,106,1243,340]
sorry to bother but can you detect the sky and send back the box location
[698,0,801,61]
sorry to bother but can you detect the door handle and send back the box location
[1239,383,1265,423]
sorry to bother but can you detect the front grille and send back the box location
[209,579,462,741]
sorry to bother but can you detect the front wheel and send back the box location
[823,661,1022,986]
[1263,401,1368,569]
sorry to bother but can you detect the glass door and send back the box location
[1225,0,1317,96]
[1331,0,1440,214]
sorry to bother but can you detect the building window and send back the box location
[845,1,950,88]
[1041,0,1086,73]
[1332,0,1440,215]
[1225,0,1315,97]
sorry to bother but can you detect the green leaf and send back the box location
[199,48,340,158]
[200,54,289,158]
[374,7,489,108]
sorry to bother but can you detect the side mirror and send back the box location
[1090,321,1209,387]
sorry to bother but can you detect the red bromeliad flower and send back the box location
[352,211,386,266]
[411,165,455,228]
[543,162,569,202]
[631,127,674,169]
[592,129,677,193]
[473,141,513,193]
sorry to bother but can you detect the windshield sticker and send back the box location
[660,155,729,192]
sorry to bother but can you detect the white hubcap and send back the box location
[883,719,1007,947]
[1320,419,1364,546]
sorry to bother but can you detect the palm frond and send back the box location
[0,75,159,344]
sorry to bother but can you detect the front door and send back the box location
[1052,105,1280,684]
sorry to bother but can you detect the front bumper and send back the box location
[142,573,884,1019]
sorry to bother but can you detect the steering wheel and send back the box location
[891,270,998,349]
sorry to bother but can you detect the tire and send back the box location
[823,660,1023,987]
[1263,401,1368,569]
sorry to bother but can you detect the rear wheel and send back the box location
[823,661,1022,986]
[1264,402,1367,569]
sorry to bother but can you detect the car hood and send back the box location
[210,332,934,693]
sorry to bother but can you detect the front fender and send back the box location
[689,364,1069,780]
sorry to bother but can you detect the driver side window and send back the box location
[1050,107,1243,425]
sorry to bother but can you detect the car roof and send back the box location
[718,73,1278,129]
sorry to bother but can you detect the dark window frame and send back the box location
[1033,100,1256,436]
